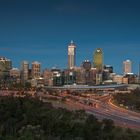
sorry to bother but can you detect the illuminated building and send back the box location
[63,69,76,85]
[104,65,113,73]
[93,48,103,72]
[102,69,110,81]
[68,40,76,69]
[103,65,113,81]
[113,75,123,84]
[124,73,136,84]
[51,67,62,86]
[31,61,41,79]
[123,60,132,74]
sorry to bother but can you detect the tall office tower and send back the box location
[93,48,103,72]
[21,61,29,82]
[31,61,41,79]
[83,60,91,71]
[123,60,132,74]
[0,57,12,78]
[68,40,76,69]
[82,60,92,85]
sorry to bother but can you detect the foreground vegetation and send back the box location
[0,96,140,140]
[113,88,140,112]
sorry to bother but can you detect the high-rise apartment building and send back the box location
[82,60,91,71]
[82,60,91,85]
[21,61,29,82]
[123,60,132,74]
[0,57,12,78]
[31,61,41,79]
[93,48,103,72]
[68,40,76,69]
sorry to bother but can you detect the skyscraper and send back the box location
[0,57,12,78]
[93,48,103,72]
[123,60,132,74]
[31,61,41,79]
[68,40,76,69]
[21,61,29,82]
[82,60,91,85]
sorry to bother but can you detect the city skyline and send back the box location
[0,0,140,74]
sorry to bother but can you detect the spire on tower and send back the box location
[69,40,76,47]
[71,40,73,44]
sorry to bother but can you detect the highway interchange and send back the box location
[0,88,140,130]
[40,91,140,130]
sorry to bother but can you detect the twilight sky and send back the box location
[0,0,140,74]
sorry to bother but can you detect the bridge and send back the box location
[45,84,128,91]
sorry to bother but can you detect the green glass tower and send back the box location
[93,48,103,72]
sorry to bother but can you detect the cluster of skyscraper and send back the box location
[0,41,139,87]
[68,40,103,72]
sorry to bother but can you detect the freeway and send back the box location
[1,89,139,130]
[40,93,140,130]
[66,96,140,130]
[84,96,140,130]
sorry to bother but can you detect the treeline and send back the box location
[113,88,140,112]
[0,97,140,140]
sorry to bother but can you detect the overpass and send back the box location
[45,84,128,91]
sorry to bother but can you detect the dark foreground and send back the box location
[0,96,140,140]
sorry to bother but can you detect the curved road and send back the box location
[68,95,140,130]
[42,93,140,130]
[32,92,140,130]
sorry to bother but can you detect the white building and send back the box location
[123,60,132,74]
[68,40,76,69]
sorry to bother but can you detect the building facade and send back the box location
[51,68,62,86]
[10,68,20,78]
[68,40,76,69]
[31,61,41,79]
[63,69,76,85]
[21,61,29,82]
[82,60,92,85]
[43,69,53,86]
[104,65,113,73]
[93,48,103,72]
[0,57,12,78]
[123,60,132,74]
